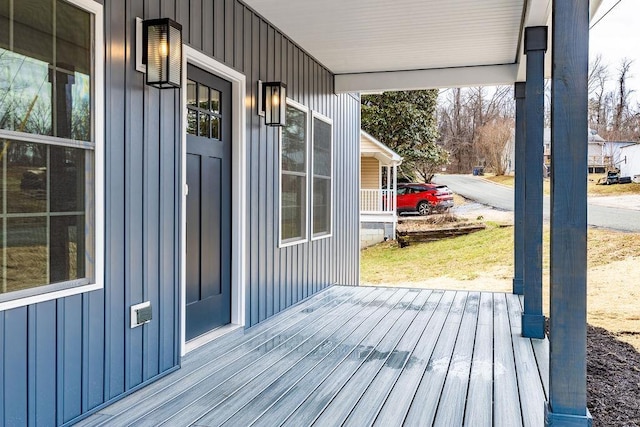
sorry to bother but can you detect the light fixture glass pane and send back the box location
[146,23,168,83]
[168,23,182,87]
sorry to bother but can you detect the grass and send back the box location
[361,225,640,349]
[484,173,640,196]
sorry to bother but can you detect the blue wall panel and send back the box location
[28,302,56,426]
[4,308,28,425]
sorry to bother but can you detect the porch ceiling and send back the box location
[243,0,603,92]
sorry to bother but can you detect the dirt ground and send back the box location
[372,201,640,426]
[462,205,639,425]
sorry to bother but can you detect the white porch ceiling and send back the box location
[243,0,603,92]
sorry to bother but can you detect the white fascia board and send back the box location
[360,130,402,164]
[335,64,518,93]
[516,0,605,82]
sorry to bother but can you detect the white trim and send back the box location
[335,64,518,93]
[184,324,243,353]
[0,284,101,311]
[360,130,402,164]
[0,0,104,311]
[278,98,310,248]
[181,45,247,356]
[135,17,147,73]
[311,111,333,241]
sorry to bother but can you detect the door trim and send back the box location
[180,45,247,356]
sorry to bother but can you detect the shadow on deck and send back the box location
[77,285,549,426]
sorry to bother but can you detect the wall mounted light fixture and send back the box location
[258,80,286,126]
[142,18,183,89]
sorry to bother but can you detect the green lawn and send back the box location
[361,223,514,283]
[484,174,640,196]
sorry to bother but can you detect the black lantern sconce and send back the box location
[142,18,183,89]
[258,80,287,126]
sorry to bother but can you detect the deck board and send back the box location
[309,290,433,426]
[493,292,523,427]
[464,292,494,426]
[342,290,444,426]
[373,290,457,426]
[432,291,480,426]
[507,294,546,427]
[79,286,549,427]
[403,291,469,426]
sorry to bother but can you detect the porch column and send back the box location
[386,165,392,211]
[522,26,547,339]
[546,0,591,425]
[513,82,525,295]
[392,164,398,238]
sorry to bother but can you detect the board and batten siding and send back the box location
[361,157,381,189]
[0,0,360,425]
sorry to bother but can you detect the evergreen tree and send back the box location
[361,90,448,182]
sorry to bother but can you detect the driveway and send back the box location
[435,174,640,232]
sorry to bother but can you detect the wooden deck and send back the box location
[77,286,549,427]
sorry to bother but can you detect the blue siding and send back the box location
[4,308,28,425]
[28,302,56,426]
[0,0,360,424]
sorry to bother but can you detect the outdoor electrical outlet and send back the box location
[130,301,152,328]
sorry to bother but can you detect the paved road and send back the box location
[435,174,640,232]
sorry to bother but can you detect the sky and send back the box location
[589,0,640,101]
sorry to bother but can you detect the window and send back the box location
[186,78,221,139]
[0,0,103,307]
[311,113,332,238]
[280,100,308,245]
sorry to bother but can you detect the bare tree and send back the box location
[475,118,514,175]
[438,86,514,173]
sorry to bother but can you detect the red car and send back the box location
[396,183,454,215]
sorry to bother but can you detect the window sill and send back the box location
[0,281,102,311]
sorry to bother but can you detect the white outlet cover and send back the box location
[131,301,151,328]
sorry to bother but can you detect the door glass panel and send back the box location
[198,84,209,110]
[211,117,220,140]
[187,110,197,135]
[211,90,220,113]
[198,113,210,138]
[187,80,197,107]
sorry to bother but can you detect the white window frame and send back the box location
[279,98,309,248]
[0,0,104,311]
[311,111,333,240]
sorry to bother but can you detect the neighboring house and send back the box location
[619,143,640,179]
[359,130,402,248]
[543,128,611,173]
[0,0,600,425]
[604,140,637,172]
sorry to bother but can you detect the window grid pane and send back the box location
[281,103,308,243]
[0,0,95,297]
[312,117,332,236]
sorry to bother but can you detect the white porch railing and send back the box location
[360,189,395,213]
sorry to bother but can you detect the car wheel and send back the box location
[417,201,431,216]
